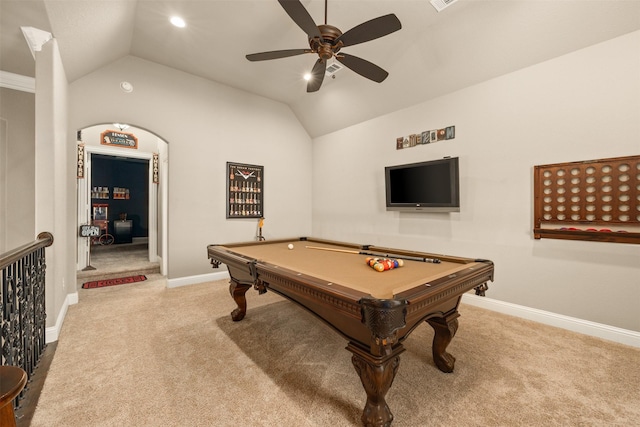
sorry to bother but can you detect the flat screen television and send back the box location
[385,157,460,212]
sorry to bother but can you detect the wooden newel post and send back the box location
[0,366,27,427]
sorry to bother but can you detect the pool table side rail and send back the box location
[395,259,494,301]
[207,245,259,282]
[398,261,494,339]
[255,263,377,347]
[212,237,366,252]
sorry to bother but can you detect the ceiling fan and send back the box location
[246,0,402,92]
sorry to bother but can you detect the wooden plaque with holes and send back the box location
[533,155,640,244]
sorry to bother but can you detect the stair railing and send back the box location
[0,232,54,402]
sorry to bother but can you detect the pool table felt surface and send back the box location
[223,240,482,299]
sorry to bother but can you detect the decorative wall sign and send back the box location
[79,224,100,237]
[396,125,455,149]
[77,143,85,178]
[152,153,159,184]
[227,162,263,219]
[100,130,138,149]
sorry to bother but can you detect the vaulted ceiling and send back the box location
[2,1,639,137]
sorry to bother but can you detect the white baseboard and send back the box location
[46,291,78,343]
[166,273,639,348]
[461,293,640,349]
[52,273,638,349]
[167,271,229,288]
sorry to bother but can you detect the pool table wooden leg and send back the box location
[348,343,404,427]
[229,279,252,321]
[426,311,460,373]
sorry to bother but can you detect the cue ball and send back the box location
[288,244,294,250]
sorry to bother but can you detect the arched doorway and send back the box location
[76,124,168,276]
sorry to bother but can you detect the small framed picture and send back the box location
[92,204,108,220]
[429,130,437,142]
[227,162,264,219]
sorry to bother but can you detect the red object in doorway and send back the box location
[82,275,147,289]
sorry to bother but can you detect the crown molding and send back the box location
[0,71,35,93]
[21,26,52,59]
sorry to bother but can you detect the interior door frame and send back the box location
[77,145,158,270]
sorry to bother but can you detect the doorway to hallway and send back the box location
[76,124,168,280]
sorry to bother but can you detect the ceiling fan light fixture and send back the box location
[303,73,312,81]
[170,16,186,28]
[246,0,401,92]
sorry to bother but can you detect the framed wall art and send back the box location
[533,155,639,244]
[227,162,263,219]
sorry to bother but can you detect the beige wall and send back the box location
[28,29,639,338]
[0,87,35,251]
[35,39,75,330]
[312,31,640,332]
[68,56,313,279]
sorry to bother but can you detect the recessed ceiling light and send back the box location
[170,16,186,28]
[120,81,133,93]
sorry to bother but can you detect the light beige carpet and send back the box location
[32,275,640,426]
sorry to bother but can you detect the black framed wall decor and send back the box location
[227,162,263,218]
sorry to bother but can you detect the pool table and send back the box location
[207,237,494,427]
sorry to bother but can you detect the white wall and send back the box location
[0,88,35,251]
[69,56,313,279]
[35,39,75,329]
[312,31,640,332]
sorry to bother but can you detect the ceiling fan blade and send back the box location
[307,59,326,92]
[336,14,402,47]
[278,0,322,40]
[336,53,389,83]
[246,49,312,61]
